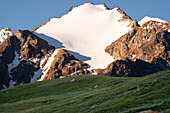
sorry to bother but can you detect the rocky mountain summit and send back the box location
[0,3,170,90]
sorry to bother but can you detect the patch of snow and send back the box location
[23,43,26,48]
[19,82,24,85]
[39,49,58,81]
[139,16,168,26]
[92,70,97,75]
[8,51,20,70]
[70,60,78,62]
[149,27,153,29]
[31,68,43,82]
[8,51,20,88]
[36,3,133,69]
[0,28,13,43]
[132,55,136,59]
[33,58,39,63]
[3,85,7,89]
[9,80,17,88]
[29,58,40,63]
[143,25,153,30]
[90,104,96,109]
[94,85,98,88]
[70,78,76,82]
[60,76,65,78]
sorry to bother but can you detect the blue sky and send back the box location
[0,0,169,30]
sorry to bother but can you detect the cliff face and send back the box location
[40,48,91,80]
[105,21,170,64]
[0,34,21,89]
[0,29,56,89]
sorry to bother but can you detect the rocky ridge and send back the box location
[39,48,91,80]
[0,29,90,90]
[102,21,170,77]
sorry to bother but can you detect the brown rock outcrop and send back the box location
[116,7,140,29]
[103,21,170,77]
[15,30,54,59]
[41,49,90,80]
[105,21,170,65]
[116,7,132,20]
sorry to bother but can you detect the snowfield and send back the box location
[36,3,133,69]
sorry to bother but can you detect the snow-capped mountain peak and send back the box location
[35,3,136,69]
[139,16,168,26]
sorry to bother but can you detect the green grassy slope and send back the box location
[0,69,169,113]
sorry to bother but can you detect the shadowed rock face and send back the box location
[15,30,55,59]
[0,60,9,89]
[0,36,20,64]
[10,60,38,85]
[0,36,20,90]
[95,58,164,77]
[0,30,55,89]
[102,21,170,77]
